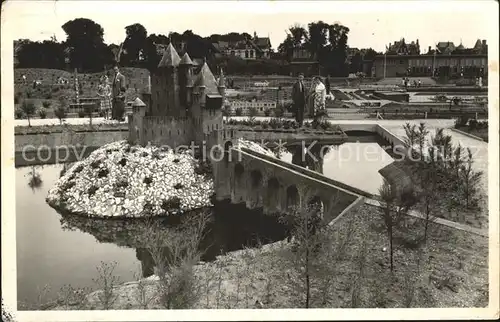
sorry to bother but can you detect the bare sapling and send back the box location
[92,261,121,309]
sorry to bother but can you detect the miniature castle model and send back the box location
[128,43,225,151]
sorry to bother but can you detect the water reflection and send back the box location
[58,201,288,279]
[26,165,43,193]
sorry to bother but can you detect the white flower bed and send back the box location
[46,140,214,218]
[235,138,275,158]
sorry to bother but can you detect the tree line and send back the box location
[15,18,378,76]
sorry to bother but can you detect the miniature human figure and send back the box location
[97,75,112,119]
[291,73,306,126]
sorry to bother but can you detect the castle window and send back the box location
[169,130,171,136]
[207,125,209,132]
[178,130,180,135]
[245,50,249,58]
[250,50,254,58]
[216,124,219,130]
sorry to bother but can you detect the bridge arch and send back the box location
[248,170,263,207]
[307,195,325,220]
[233,163,245,202]
[286,185,300,211]
[266,177,280,213]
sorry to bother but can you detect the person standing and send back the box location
[291,73,306,126]
[309,76,326,120]
[97,75,112,119]
[111,65,126,121]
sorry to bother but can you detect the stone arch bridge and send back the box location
[213,145,369,224]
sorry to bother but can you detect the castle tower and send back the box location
[155,43,181,117]
[193,61,222,145]
[178,52,194,111]
[217,68,226,98]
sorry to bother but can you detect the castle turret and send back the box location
[217,68,226,98]
[155,43,181,116]
[194,60,218,106]
[179,52,194,110]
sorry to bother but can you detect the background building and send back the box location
[373,39,488,78]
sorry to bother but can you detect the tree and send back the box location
[141,211,209,309]
[54,106,67,125]
[62,18,107,72]
[280,204,324,308]
[415,123,429,159]
[378,179,399,272]
[16,40,66,69]
[122,23,148,66]
[418,150,439,242]
[349,52,363,74]
[459,148,483,209]
[21,100,36,126]
[27,166,43,192]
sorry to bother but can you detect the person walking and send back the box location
[111,65,126,121]
[291,73,307,126]
[97,75,112,119]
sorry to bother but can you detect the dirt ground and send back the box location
[50,203,488,310]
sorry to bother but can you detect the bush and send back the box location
[38,109,47,119]
[269,118,282,129]
[161,197,182,212]
[248,106,258,117]
[264,108,271,117]
[78,111,86,118]
[88,186,99,196]
[15,107,24,119]
[42,101,51,108]
[97,168,109,178]
[273,105,285,118]
[235,107,243,116]
[45,93,52,99]
[14,93,21,104]
[54,106,67,124]
[143,176,153,186]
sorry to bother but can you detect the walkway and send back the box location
[365,199,488,237]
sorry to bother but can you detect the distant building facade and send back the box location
[373,39,488,78]
[230,100,276,114]
[214,32,272,60]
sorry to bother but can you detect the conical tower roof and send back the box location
[132,97,146,107]
[158,43,181,68]
[195,62,218,94]
[179,52,194,65]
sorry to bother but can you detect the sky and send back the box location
[2,0,498,52]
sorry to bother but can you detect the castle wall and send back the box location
[140,116,194,147]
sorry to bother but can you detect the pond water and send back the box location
[280,134,393,195]
[16,164,287,308]
[16,134,391,308]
